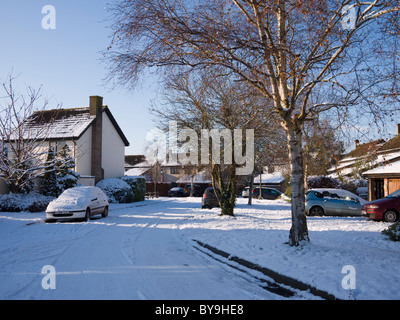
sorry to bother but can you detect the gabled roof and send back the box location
[18,107,94,141]
[11,106,129,146]
[329,139,386,177]
[376,135,400,153]
[346,139,385,158]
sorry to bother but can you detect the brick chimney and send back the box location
[90,96,104,184]
[354,139,360,149]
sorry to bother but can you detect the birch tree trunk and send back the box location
[283,120,310,246]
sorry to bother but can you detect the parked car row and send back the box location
[306,187,400,222]
[167,184,204,197]
[45,185,400,223]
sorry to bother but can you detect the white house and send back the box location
[8,96,130,187]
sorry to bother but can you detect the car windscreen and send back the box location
[387,189,400,198]
[61,188,89,198]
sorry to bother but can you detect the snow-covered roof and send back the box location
[10,108,94,141]
[254,172,284,184]
[132,160,153,168]
[363,158,400,176]
[125,167,150,177]
[9,106,129,146]
[176,170,212,184]
[330,150,400,177]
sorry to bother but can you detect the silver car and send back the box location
[46,187,109,222]
[305,190,363,217]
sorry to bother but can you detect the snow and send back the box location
[176,170,212,184]
[0,197,399,300]
[124,167,150,177]
[13,108,94,140]
[330,151,400,177]
[253,172,284,184]
[364,158,400,175]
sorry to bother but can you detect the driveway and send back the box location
[0,199,274,300]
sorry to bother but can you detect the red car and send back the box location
[362,189,400,222]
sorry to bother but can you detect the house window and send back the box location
[170,167,180,174]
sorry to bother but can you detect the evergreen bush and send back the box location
[382,222,400,242]
[96,178,134,203]
[120,176,146,202]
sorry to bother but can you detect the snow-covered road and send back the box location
[0,199,274,300]
[1,196,399,300]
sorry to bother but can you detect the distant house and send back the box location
[125,152,204,184]
[328,139,386,178]
[124,152,211,197]
[7,96,130,188]
[329,124,400,201]
[125,159,153,181]
[362,128,400,201]
[253,172,286,192]
[125,155,146,171]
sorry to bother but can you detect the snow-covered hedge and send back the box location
[307,176,341,189]
[0,193,55,213]
[120,176,146,202]
[96,178,134,204]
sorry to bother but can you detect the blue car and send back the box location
[305,190,363,217]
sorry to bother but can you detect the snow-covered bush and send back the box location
[96,178,134,203]
[307,176,341,189]
[0,192,55,213]
[382,222,400,242]
[121,176,146,202]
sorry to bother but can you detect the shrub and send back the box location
[382,222,400,242]
[96,178,134,203]
[307,176,342,189]
[121,176,146,202]
[42,146,80,197]
[0,193,55,213]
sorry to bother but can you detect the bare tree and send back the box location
[105,0,400,246]
[151,70,279,215]
[0,74,58,193]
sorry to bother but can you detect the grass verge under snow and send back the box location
[177,197,400,300]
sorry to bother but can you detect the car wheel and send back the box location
[383,210,399,222]
[309,206,324,216]
[84,208,91,222]
[102,206,108,218]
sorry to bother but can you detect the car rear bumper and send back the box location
[202,199,220,207]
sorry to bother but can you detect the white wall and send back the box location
[102,113,126,178]
[75,127,92,177]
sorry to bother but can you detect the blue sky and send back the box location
[0,0,158,155]
[1,1,399,156]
